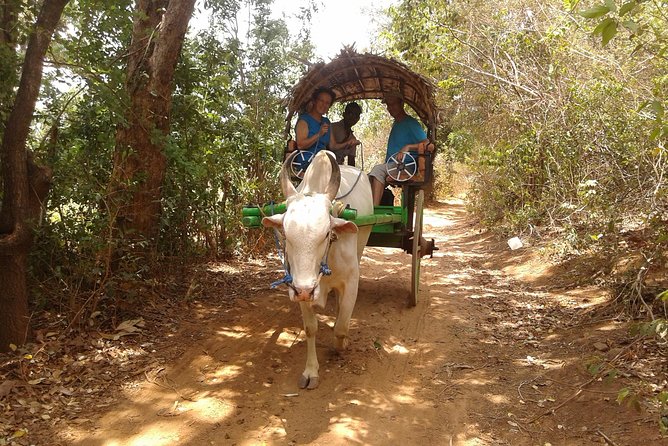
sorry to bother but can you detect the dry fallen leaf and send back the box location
[0,380,18,399]
[100,318,146,340]
[11,429,26,439]
[115,318,145,333]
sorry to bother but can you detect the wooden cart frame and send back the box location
[243,50,439,305]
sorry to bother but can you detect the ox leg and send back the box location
[333,276,358,351]
[298,302,319,390]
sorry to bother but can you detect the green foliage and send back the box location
[158,1,313,256]
[659,391,668,433]
[24,0,316,312]
[632,317,668,339]
[616,386,643,412]
[580,5,614,19]
[617,387,668,432]
[380,0,667,251]
[578,0,668,139]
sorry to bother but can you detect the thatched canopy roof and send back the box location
[283,50,439,138]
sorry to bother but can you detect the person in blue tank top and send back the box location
[295,87,335,156]
[289,87,355,172]
[368,91,433,205]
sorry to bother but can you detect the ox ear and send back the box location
[330,216,358,234]
[262,214,284,229]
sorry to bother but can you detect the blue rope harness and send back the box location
[265,201,293,289]
[319,233,333,276]
[267,200,334,290]
[270,227,293,289]
[270,230,333,289]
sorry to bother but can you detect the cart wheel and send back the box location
[386,152,417,182]
[410,189,424,306]
[290,151,314,179]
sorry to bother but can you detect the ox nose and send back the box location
[293,285,316,302]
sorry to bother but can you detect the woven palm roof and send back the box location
[283,49,439,138]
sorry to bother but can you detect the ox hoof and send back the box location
[335,336,349,351]
[298,374,319,390]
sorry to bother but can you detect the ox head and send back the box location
[262,151,358,303]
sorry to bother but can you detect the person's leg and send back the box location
[368,164,388,206]
[348,155,355,167]
[419,142,426,169]
[371,177,385,206]
[415,142,434,181]
[416,142,426,180]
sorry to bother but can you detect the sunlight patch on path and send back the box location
[329,415,369,443]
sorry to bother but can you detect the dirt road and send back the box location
[12,200,663,445]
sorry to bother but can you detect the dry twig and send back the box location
[597,429,619,446]
[528,339,642,423]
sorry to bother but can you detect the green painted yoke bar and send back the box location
[353,213,402,227]
[243,203,358,221]
[242,212,400,229]
[242,203,401,229]
[242,202,359,229]
[242,216,262,227]
[242,202,287,217]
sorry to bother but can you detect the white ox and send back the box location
[262,151,373,389]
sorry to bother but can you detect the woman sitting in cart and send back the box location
[294,86,335,155]
[369,91,432,206]
[290,87,360,169]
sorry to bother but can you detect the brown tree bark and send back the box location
[0,0,69,351]
[0,0,20,127]
[109,0,196,248]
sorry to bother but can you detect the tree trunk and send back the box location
[0,0,20,131]
[0,0,68,352]
[109,0,196,248]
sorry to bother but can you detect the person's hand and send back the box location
[350,138,361,147]
[396,151,405,162]
[319,123,329,136]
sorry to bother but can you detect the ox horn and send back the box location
[279,151,299,198]
[324,152,341,202]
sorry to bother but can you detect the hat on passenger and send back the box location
[382,90,404,104]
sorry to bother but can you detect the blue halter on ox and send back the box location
[268,151,341,292]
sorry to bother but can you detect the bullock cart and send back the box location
[243,51,438,306]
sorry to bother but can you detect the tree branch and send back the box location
[450,60,540,98]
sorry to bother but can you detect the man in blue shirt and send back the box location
[369,92,430,205]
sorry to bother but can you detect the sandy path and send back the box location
[53,200,661,446]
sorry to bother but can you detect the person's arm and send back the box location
[395,139,429,160]
[329,123,356,150]
[394,119,430,160]
[295,119,329,150]
[329,126,360,150]
[329,137,359,150]
[346,129,361,148]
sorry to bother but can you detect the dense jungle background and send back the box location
[1,0,667,444]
